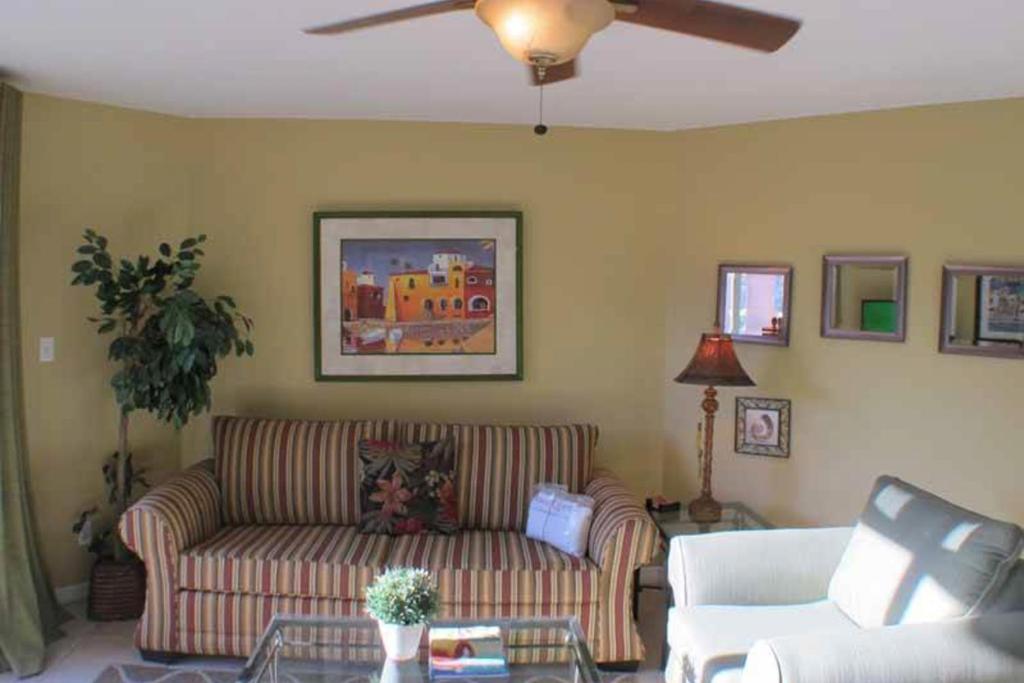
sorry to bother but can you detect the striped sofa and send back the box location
[120,416,658,666]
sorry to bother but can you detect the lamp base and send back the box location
[687,494,722,524]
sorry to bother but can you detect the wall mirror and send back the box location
[940,265,1024,359]
[821,255,908,342]
[716,265,793,346]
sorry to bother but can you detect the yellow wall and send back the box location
[19,95,192,588]
[177,118,676,494]
[19,99,677,588]
[663,98,1024,528]
[17,90,1024,591]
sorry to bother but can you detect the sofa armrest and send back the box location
[119,460,221,652]
[586,470,659,570]
[743,612,1024,683]
[669,527,853,607]
[585,470,659,663]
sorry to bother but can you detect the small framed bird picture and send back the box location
[735,397,791,458]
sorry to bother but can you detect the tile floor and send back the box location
[2,590,668,682]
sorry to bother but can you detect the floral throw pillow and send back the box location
[358,437,458,535]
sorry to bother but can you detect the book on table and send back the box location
[429,626,509,678]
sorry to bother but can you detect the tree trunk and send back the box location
[113,411,130,561]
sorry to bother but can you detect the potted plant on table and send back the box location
[70,229,253,620]
[365,568,439,661]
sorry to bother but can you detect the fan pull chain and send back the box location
[534,82,549,136]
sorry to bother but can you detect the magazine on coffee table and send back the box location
[429,626,509,679]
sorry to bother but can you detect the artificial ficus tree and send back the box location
[71,230,253,559]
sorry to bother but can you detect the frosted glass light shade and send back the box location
[475,0,615,66]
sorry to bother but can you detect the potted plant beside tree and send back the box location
[70,229,253,621]
[71,452,151,621]
[365,568,439,661]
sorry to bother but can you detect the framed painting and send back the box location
[735,397,791,458]
[939,265,1024,359]
[314,211,523,381]
[976,274,1024,346]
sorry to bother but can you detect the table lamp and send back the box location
[674,329,755,523]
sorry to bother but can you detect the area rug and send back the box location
[93,665,239,683]
[94,664,649,683]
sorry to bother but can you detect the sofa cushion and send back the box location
[180,525,391,600]
[214,416,397,525]
[667,601,856,683]
[386,530,599,607]
[358,437,458,535]
[828,476,1024,629]
[400,423,597,531]
[525,484,594,558]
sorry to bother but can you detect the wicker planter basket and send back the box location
[88,558,146,622]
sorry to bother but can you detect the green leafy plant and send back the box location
[70,229,253,560]
[365,568,439,626]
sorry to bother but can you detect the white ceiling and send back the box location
[2,1,1023,131]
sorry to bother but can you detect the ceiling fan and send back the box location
[304,0,802,86]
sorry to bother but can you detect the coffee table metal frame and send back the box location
[238,615,600,683]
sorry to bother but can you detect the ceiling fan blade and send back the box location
[530,60,579,86]
[304,0,476,36]
[617,0,801,52]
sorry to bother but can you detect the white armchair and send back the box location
[743,612,1024,683]
[669,527,852,607]
[664,478,1024,683]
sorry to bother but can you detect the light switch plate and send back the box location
[39,337,55,363]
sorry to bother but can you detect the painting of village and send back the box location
[339,239,497,355]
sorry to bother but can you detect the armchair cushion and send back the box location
[179,525,392,600]
[667,601,856,683]
[828,476,1024,629]
[990,561,1024,614]
[742,611,1024,683]
[669,528,853,607]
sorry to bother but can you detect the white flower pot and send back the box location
[377,621,424,661]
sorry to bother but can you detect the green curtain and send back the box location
[0,83,66,677]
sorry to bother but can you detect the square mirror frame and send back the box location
[821,255,908,342]
[716,264,793,347]
[940,264,1024,360]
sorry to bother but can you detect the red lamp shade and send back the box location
[674,332,755,387]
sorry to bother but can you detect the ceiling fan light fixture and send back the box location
[475,0,614,66]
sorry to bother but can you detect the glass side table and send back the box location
[638,502,774,666]
[649,501,774,539]
[637,502,775,610]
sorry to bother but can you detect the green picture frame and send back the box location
[313,210,523,381]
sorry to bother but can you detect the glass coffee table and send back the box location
[237,616,599,683]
